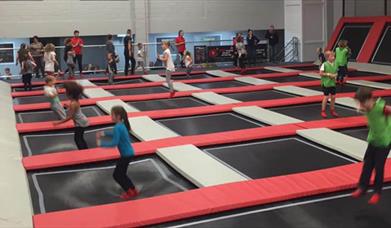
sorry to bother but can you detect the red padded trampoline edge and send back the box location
[32,160,391,228]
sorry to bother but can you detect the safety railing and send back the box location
[276,36,299,63]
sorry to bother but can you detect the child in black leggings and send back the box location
[21,58,36,91]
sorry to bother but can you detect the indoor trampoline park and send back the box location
[1,1,391,228]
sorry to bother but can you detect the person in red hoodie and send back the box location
[71,30,84,76]
[175,30,186,68]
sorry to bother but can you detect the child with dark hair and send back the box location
[54,81,89,150]
[96,106,138,200]
[64,38,75,79]
[335,40,350,84]
[351,87,391,204]
[317,47,326,65]
[21,57,36,91]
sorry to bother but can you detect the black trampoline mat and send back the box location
[205,138,351,179]
[164,186,391,228]
[14,93,68,105]
[285,65,320,71]
[241,69,276,75]
[333,24,372,60]
[169,74,212,80]
[347,71,385,77]
[340,128,368,141]
[16,106,103,123]
[383,96,391,104]
[28,156,194,214]
[266,75,315,83]
[307,84,360,93]
[13,86,44,92]
[128,97,207,111]
[224,90,295,102]
[271,103,359,121]
[372,25,391,65]
[20,125,139,156]
[95,78,147,86]
[157,113,262,136]
[190,81,247,89]
[109,86,169,96]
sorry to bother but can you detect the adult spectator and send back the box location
[175,30,186,68]
[246,29,260,66]
[71,30,84,75]
[265,25,279,62]
[30,36,45,78]
[123,29,135,75]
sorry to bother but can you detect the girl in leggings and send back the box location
[96,106,138,200]
[158,41,175,97]
[54,81,89,150]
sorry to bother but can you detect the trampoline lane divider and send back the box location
[96,99,140,114]
[346,80,391,90]
[206,70,239,77]
[142,74,166,82]
[299,72,321,79]
[274,85,323,97]
[234,77,275,85]
[233,106,303,125]
[297,128,368,161]
[157,144,248,187]
[162,82,202,92]
[75,79,97,87]
[192,92,241,105]
[264,66,301,73]
[129,116,179,141]
[83,88,114,98]
[335,97,357,109]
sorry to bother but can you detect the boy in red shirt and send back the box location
[71,30,84,76]
[175,30,186,68]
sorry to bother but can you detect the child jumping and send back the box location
[158,41,175,97]
[136,43,146,74]
[21,57,36,91]
[64,38,76,79]
[320,50,339,118]
[352,87,391,204]
[96,106,138,200]
[43,43,58,76]
[44,76,66,120]
[184,50,193,78]
[335,40,350,84]
[54,81,89,150]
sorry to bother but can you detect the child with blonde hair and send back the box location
[43,43,58,76]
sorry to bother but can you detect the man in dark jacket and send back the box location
[265,25,279,62]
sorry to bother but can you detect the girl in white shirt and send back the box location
[158,41,175,97]
[43,43,58,76]
[184,51,193,78]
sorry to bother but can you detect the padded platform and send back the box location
[192,92,241,105]
[299,72,321,79]
[163,82,202,91]
[206,70,238,77]
[297,128,368,161]
[233,106,303,125]
[129,116,179,141]
[347,80,391,89]
[142,74,166,82]
[234,77,275,85]
[264,66,300,73]
[157,144,248,187]
[274,85,322,96]
[347,62,391,75]
[83,88,114,98]
[335,97,357,109]
[224,90,295,102]
[76,79,96,87]
[96,99,139,114]
[128,97,207,111]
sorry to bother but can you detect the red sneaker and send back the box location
[169,91,176,98]
[330,109,339,118]
[321,110,327,118]
[119,188,139,200]
[351,188,364,198]
[368,193,380,205]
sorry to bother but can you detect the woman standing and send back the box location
[30,36,45,78]
[246,29,259,66]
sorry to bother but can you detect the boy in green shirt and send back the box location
[335,40,351,84]
[320,50,339,118]
[352,87,391,204]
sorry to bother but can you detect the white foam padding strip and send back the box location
[336,97,357,109]
[76,79,96,87]
[264,66,300,73]
[348,62,391,75]
[142,74,166,82]
[347,80,391,90]
[206,70,239,77]
[96,99,139,114]
[129,116,179,141]
[299,72,321,79]
[83,88,114,98]
[235,77,275,85]
[297,128,369,161]
[163,82,202,92]
[233,106,303,125]
[157,144,248,187]
[0,81,33,227]
[274,85,322,96]
[192,92,241,105]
